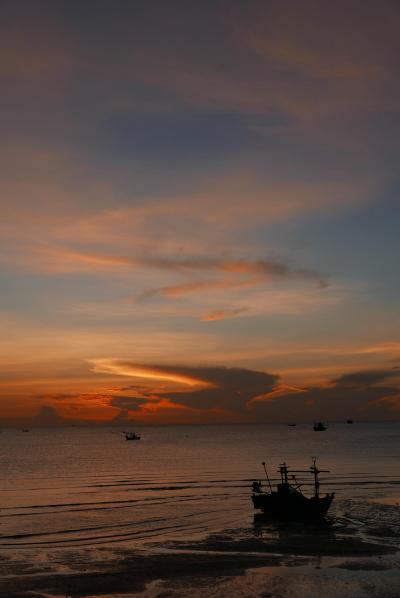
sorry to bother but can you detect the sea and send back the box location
[0,422,399,550]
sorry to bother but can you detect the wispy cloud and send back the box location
[134,256,327,302]
[201,307,249,322]
[89,359,215,389]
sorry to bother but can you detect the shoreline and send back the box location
[1,500,399,598]
[1,545,399,598]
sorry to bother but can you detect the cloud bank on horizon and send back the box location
[1,0,400,423]
[5,361,400,426]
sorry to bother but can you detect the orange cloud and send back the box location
[8,244,327,283]
[376,394,400,411]
[149,278,257,299]
[249,383,307,405]
[134,257,326,301]
[89,359,215,389]
[201,307,248,322]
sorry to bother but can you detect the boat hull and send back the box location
[252,492,334,520]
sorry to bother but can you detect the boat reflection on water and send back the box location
[252,510,336,559]
[253,512,333,540]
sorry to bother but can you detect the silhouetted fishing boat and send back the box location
[252,459,334,520]
[288,423,297,427]
[346,419,354,424]
[313,422,327,431]
[124,431,141,440]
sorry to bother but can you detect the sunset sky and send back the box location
[1,0,400,425]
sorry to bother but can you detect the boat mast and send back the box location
[311,457,319,497]
[310,457,330,498]
[262,461,273,492]
[279,462,289,484]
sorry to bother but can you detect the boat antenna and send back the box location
[310,456,330,498]
[262,461,273,492]
[311,456,319,498]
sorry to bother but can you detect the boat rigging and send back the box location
[251,458,334,520]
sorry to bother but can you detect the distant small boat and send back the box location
[288,423,297,427]
[21,428,30,433]
[346,419,354,424]
[313,422,327,431]
[252,459,334,520]
[124,431,141,440]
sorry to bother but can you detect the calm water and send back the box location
[0,423,399,550]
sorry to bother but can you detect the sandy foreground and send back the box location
[1,499,399,598]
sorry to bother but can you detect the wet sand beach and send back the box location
[1,499,400,597]
[0,424,399,596]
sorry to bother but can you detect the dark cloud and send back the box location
[33,393,73,401]
[117,385,156,395]
[166,366,278,412]
[108,364,279,416]
[33,405,65,425]
[14,405,91,427]
[252,369,400,421]
[107,364,400,422]
[110,408,131,423]
[110,396,150,412]
[3,366,399,428]
[334,370,399,388]
[33,392,110,402]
